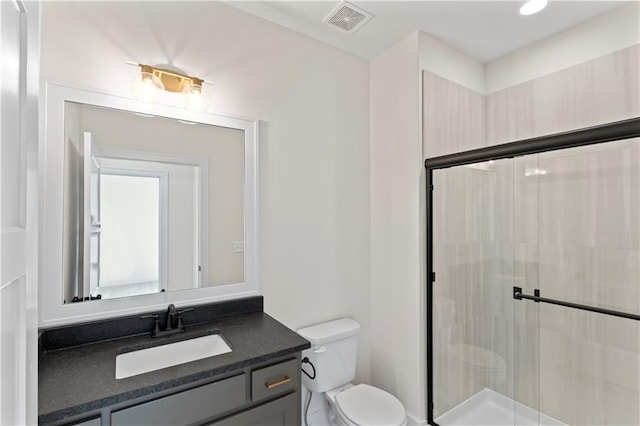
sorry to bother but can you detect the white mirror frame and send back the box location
[40,81,259,327]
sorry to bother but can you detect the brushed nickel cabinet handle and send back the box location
[265,376,291,389]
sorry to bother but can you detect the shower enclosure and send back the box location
[426,118,640,426]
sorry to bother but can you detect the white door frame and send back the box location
[0,0,40,423]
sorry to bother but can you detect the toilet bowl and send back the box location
[297,318,407,426]
[325,383,407,426]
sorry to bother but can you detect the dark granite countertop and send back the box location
[38,310,310,424]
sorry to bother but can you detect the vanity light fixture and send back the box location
[519,0,548,15]
[131,68,164,104]
[129,62,210,112]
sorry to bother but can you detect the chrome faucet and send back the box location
[140,304,194,338]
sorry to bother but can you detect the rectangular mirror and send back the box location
[41,82,258,326]
[64,101,245,302]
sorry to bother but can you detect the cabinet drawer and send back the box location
[208,393,298,426]
[251,358,299,402]
[111,374,246,425]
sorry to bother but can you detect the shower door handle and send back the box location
[513,287,640,321]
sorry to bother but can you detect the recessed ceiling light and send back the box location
[520,0,548,15]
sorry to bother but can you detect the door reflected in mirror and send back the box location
[63,101,245,303]
[97,169,163,299]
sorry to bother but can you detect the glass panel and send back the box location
[534,138,640,425]
[433,158,516,425]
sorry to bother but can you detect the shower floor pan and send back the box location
[435,388,566,426]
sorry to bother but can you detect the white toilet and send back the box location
[297,318,407,426]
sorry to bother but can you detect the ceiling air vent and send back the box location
[323,2,373,34]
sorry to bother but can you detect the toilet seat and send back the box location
[335,384,406,426]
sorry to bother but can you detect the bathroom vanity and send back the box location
[38,297,310,425]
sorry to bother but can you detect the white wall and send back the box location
[419,32,485,94]
[40,1,372,383]
[369,30,484,423]
[370,31,426,422]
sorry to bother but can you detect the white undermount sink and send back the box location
[115,333,232,379]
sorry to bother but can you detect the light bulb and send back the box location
[131,72,164,104]
[520,0,548,16]
[181,81,209,113]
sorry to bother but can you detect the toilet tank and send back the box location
[297,318,360,393]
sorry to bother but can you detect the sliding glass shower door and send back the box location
[519,139,640,426]
[428,124,640,426]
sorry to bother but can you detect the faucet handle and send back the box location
[175,308,194,330]
[140,314,161,336]
[140,314,159,320]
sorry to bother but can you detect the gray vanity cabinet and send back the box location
[52,355,302,426]
[209,393,298,426]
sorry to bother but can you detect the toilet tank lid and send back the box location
[297,318,360,345]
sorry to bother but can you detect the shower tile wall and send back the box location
[423,71,485,157]
[486,45,639,146]
[425,44,639,424]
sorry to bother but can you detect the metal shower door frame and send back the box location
[424,117,640,426]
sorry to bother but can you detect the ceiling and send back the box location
[224,1,628,62]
